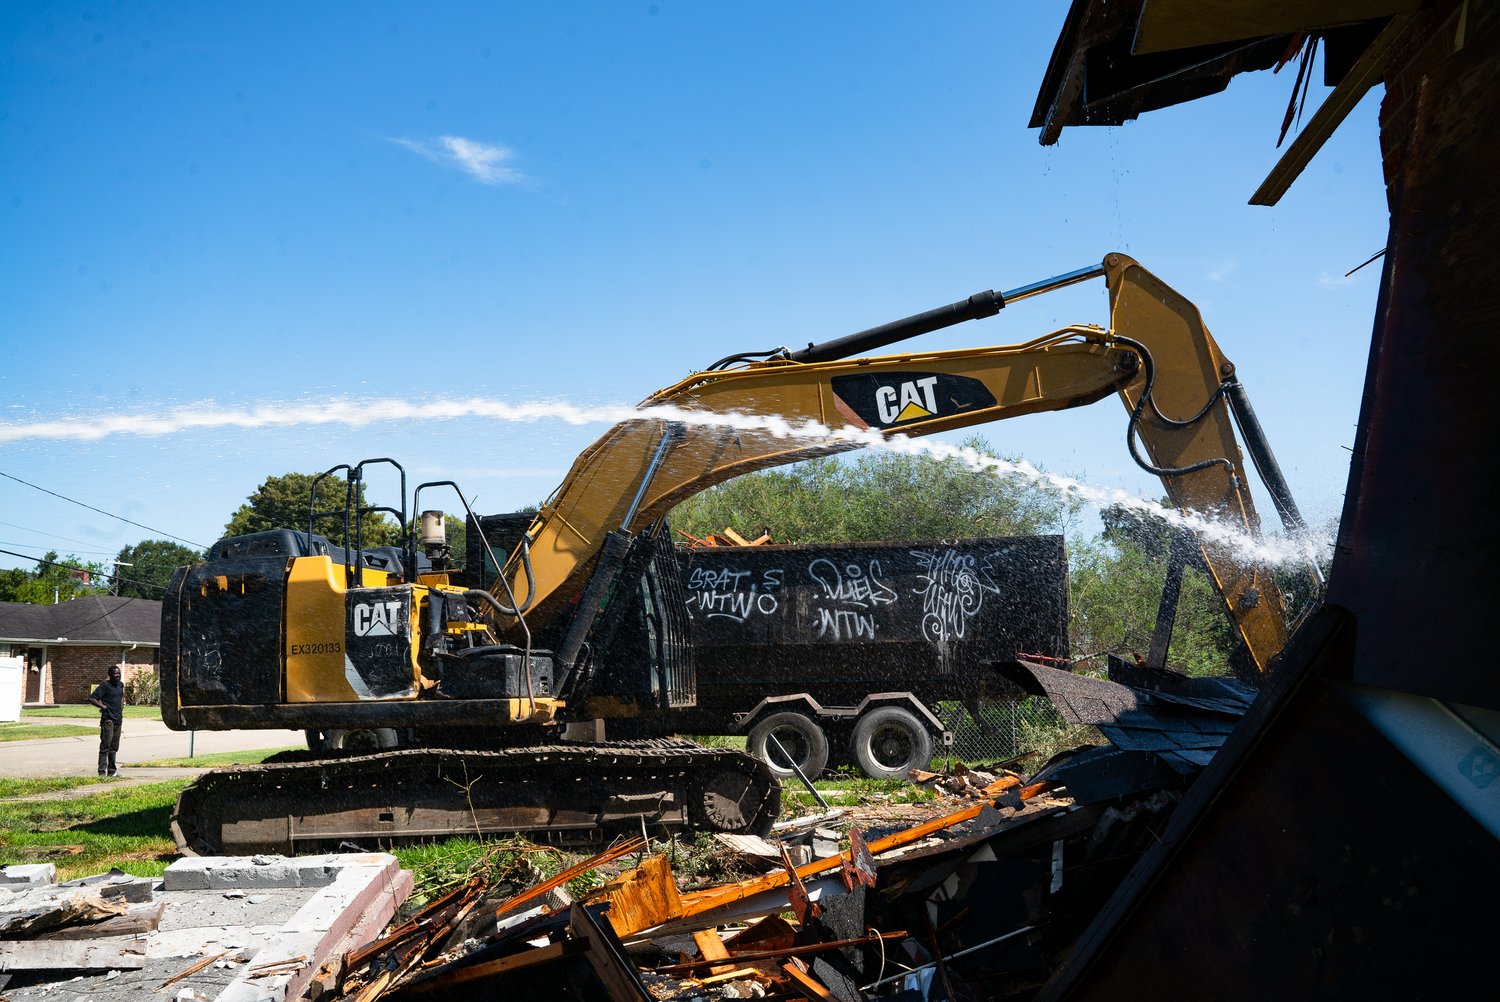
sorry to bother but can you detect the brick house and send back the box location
[0,596,160,704]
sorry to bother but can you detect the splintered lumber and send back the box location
[782,959,836,1000]
[656,932,909,975]
[0,934,148,971]
[585,855,683,938]
[495,836,645,918]
[0,889,127,937]
[722,914,797,954]
[39,901,164,940]
[693,928,737,976]
[713,833,784,871]
[700,966,765,985]
[403,942,568,992]
[679,796,1026,918]
[160,951,230,988]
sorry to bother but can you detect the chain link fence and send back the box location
[934,698,1100,771]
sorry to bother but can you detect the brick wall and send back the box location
[45,646,159,704]
[1378,1,1494,195]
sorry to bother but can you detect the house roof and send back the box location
[1030,0,1419,145]
[0,596,162,645]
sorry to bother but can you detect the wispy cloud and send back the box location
[390,135,527,185]
[1205,259,1239,283]
[1317,271,1359,287]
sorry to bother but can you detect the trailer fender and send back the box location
[732,693,831,732]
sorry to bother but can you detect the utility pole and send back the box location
[109,561,133,597]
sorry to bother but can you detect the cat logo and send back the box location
[875,376,939,424]
[352,599,405,637]
[830,371,997,430]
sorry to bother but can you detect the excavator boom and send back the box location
[500,253,1303,673]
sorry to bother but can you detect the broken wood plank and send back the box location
[782,960,836,1000]
[693,928,737,976]
[586,855,683,938]
[722,914,798,955]
[36,901,164,940]
[404,942,567,992]
[0,934,147,971]
[494,836,645,918]
[0,888,126,937]
[160,950,229,988]
[570,903,653,1002]
[700,966,766,985]
[657,931,908,974]
[681,799,994,917]
[712,833,783,871]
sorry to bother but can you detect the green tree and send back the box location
[668,436,1071,544]
[1068,505,1237,677]
[1067,537,1218,675]
[0,552,109,604]
[112,540,204,598]
[224,472,400,548]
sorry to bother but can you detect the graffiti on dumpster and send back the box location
[911,548,1003,642]
[808,557,898,641]
[685,566,784,623]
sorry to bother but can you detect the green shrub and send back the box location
[124,668,161,706]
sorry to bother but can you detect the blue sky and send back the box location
[0,3,1388,576]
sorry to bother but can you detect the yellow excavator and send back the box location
[161,253,1318,854]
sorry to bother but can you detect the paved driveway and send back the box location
[0,716,307,778]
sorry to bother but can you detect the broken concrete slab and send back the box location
[0,864,55,887]
[0,853,411,1002]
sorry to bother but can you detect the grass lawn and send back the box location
[0,721,99,742]
[131,746,302,768]
[22,705,160,720]
[0,777,115,799]
[0,779,187,881]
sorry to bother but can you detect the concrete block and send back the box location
[0,863,56,886]
[162,857,218,891]
[100,876,157,902]
[207,862,300,890]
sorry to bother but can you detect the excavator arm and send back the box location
[496,253,1308,674]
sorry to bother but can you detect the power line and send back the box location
[0,540,120,556]
[0,518,115,550]
[0,469,206,549]
[0,547,170,598]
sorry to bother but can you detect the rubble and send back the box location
[286,658,1250,1002]
[0,658,1248,1000]
[0,854,410,1001]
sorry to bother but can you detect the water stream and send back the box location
[0,397,1332,569]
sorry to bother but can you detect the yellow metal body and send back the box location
[495,254,1293,673]
[1102,254,1289,669]
[284,556,406,702]
[280,555,561,723]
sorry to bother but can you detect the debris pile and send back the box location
[318,658,1253,1001]
[0,853,410,1001]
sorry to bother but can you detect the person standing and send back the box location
[88,665,125,777]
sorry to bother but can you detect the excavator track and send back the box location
[171,739,781,857]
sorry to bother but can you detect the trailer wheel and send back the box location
[748,712,829,782]
[310,728,399,754]
[851,706,933,780]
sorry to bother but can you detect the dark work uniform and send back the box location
[91,678,125,776]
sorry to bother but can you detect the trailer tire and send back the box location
[851,706,933,780]
[309,728,399,754]
[747,712,829,782]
